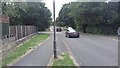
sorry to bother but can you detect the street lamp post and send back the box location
[53,0,57,59]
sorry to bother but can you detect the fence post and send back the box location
[21,25,23,38]
[31,26,32,34]
[30,26,32,34]
[9,26,11,41]
[16,26,18,40]
[25,26,26,36]
[28,26,29,35]
[29,26,30,35]
[26,26,28,36]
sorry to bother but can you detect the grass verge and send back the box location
[2,33,49,66]
[52,53,77,68]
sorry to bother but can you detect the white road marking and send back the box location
[102,37,118,42]
[81,33,118,42]
[58,35,81,66]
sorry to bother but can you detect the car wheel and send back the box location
[77,35,79,38]
[68,34,70,38]
[65,34,67,37]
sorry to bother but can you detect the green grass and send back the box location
[2,34,49,66]
[52,53,77,68]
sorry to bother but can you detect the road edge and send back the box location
[61,37,80,66]
[57,35,80,67]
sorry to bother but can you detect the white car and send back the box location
[65,27,79,38]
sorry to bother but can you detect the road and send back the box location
[57,31,118,66]
[12,30,118,66]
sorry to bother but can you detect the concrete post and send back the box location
[21,25,23,38]
[16,26,18,40]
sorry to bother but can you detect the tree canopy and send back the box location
[58,2,119,35]
[2,2,52,31]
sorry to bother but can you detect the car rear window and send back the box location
[69,29,76,32]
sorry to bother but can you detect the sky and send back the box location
[42,0,74,19]
[41,0,113,19]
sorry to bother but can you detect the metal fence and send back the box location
[1,25,37,58]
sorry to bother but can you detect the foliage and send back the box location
[58,2,119,35]
[2,2,52,31]
[52,53,76,67]
[57,4,76,29]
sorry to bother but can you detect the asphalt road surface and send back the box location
[12,30,118,66]
[57,31,118,66]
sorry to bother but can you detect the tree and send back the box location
[58,4,76,28]
[2,2,52,31]
[58,2,119,35]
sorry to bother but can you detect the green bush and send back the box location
[85,25,117,35]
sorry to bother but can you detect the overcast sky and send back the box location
[41,0,114,19]
[42,0,74,19]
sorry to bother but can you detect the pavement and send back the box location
[12,31,69,66]
[11,30,118,66]
[12,33,53,66]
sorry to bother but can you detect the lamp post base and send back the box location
[53,40,57,59]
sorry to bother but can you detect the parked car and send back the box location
[118,27,120,36]
[56,27,62,32]
[65,27,79,38]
